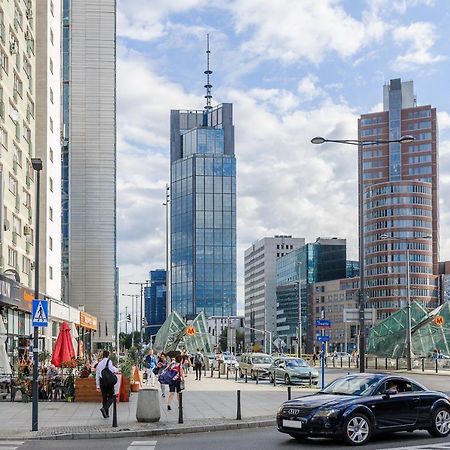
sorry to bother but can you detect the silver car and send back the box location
[238,353,273,379]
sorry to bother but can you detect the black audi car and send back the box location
[277,373,450,446]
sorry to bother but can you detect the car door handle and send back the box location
[411,397,420,405]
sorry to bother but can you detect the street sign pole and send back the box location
[321,341,325,390]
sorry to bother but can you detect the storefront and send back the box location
[0,274,34,372]
[78,311,97,359]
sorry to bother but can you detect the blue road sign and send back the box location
[32,299,48,327]
[316,319,331,327]
[317,335,330,342]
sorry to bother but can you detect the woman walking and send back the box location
[156,353,169,398]
[167,355,185,411]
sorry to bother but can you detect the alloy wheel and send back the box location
[436,410,450,435]
[347,416,369,444]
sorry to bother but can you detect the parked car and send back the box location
[277,373,450,446]
[211,352,238,370]
[269,357,318,385]
[238,353,273,379]
[334,351,351,358]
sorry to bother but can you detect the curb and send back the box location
[31,418,276,441]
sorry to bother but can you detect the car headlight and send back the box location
[277,406,284,414]
[313,408,340,419]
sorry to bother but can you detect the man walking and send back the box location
[145,349,157,386]
[193,348,204,380]
[95,350,118,418]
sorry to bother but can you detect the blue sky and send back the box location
[116,0,450,313]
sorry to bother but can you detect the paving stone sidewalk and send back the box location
[0,374,316,439]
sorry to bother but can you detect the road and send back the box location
[5,427,450,450]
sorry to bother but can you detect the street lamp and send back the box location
[163,184,171,317]
[129,281,150,344]
[311,135,415,373]
[380,233,432,370]
[121,293,139,347]
[31,157,42,432]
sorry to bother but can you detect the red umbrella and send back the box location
[51,322,75,367]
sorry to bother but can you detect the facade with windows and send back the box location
[170,104,236,319]
[144,269,167,339]
[359,79,439,320]
[61,0,117,347]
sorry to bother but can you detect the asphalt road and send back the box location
[9,427,450,450]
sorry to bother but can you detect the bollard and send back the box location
[340,357,342,368]
[236,390,241,420]
[218,363,221,378]
[245,369,248,383]
[256,370,259,384]
[385,357,388,370]
[287,386,291,401]
[348,357,351,368]
[178,392,183,424]
[396,358,399,371]
[235,367,238,382]
[422,358,425,372]
[436,359,438,374]
[112,395,118,428]
[309,371,312,388]
[273,372,276,387]
[332,357,335,368]
[375,357,378,370]
[365,357,368,369]
[227,365,229,380]
[211,367,214,378]
[204,366,206,377]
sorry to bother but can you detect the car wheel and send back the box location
[251,370,256,380]
[289,434,307,442]
[239,369,244,379]
[343,413,372,446]
[284,374,291,385]
[428,407,450,437]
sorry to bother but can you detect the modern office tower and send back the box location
[35,0,61,300]
[276,238,347,351]
[244,236,305,351]
[61,1,117,347]
[144,269,167,339]
[170,104,236,319]
[359,79,438,321]
[0,0,36,288]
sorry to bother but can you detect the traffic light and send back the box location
[142,317,146,327]
[126,314,131,322]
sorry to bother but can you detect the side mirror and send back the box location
[382,388,397,399]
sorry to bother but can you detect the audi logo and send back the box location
[287,409,299,415]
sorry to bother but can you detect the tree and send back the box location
[119,331,142,350]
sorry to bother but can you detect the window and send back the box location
[49,57,53,74]
[0,127,7,148]
[22,256,31,274]
[49,147,53,162]
[49,236,53,251]
[49,116,53,132]
[12,214,21,235]
[50,28,54,45]
[8,174,17,195]
[13,72,23,98]
[49,88,53,103]
[50,1,54,16]
[49,206,53,221]
[13,142,22,166]
[49,266,53,280]
[22,189,31,208]
[7,247,17,267]
[0,47,8,74]
[49,177,53,191]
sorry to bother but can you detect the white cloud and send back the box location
[438,112,450,132]
[392,22,445,71]
[297,74,325,102]
[228,0,386,65]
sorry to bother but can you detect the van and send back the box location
[238,353,273,379]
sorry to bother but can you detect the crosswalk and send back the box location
[386,442,450,450]
[0,441,24,450]
[127,441,157,450]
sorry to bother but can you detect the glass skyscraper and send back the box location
[170,104,236,319]
[144,270,167,338]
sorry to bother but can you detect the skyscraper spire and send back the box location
[204,34,213,110]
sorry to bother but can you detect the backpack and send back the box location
[158,364,179,385]
[194,352,204,365]
[100,359,117,390]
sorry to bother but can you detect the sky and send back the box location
[116,0,450,315]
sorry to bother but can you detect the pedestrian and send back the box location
[432,349,438,361]
[181,350,190,375]
[312,351,318,366]
[438,349,443,360]
[144,349,157,386]
[157,353,169,398]
[193,348,204,380]
[167,355,185,411]
[95,350,118,418]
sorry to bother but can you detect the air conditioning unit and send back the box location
[24,224,32,236]
[9,41,17,54]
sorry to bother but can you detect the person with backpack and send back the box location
[166,355,185,411]
[193,348,204,380]
[95,350,118,418]
[156,353,169,397]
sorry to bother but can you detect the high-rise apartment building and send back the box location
[244,236,304,351]
[36,0,61,300]
[0,0,36,288]
[170,104,236,319]
[359,79,439,320]
[275,238,347,351]
[61,1,117,347]
[144,269,166,338]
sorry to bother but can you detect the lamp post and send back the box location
[129,281,150,344]
[163,184,171,317]
[311,135,415,373]
[31,157,42,432]
[121,293,139,347]
[380,234,432,371]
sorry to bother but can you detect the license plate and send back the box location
[283,419,302,429]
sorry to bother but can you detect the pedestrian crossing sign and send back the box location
[32,299,48,327]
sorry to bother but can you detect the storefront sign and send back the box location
[80,311,97,330]
[0,274,21,308]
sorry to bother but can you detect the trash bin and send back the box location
[136,387,160,423]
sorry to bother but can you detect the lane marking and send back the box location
[127,441,157,450]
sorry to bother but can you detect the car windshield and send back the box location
[285,359,308,368]
[320,376,380,396]
[252,356,272,364]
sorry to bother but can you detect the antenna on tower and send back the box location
[204,34,213,111]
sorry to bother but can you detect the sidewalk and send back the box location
[0,373,317,440]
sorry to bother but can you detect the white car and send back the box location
[212,353,238,369]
